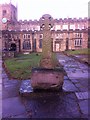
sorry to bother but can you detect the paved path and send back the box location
[1,53,89,119]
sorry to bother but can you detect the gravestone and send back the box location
[31,14,64,90]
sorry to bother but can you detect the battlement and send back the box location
[17,17,88,24]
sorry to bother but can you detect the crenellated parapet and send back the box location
[14,17,88,31]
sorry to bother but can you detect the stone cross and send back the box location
[39,14,54,68]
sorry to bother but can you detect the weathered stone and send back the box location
[39,14,54,69]
[31,68,64,90]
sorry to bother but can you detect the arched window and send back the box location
[39,34,43,39]
[39,39,42,48]
[23,41,31,50]
[80,33,82,38]
[80,39,82,45]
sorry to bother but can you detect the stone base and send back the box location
[31,68,64,90]
[19,79,64,97]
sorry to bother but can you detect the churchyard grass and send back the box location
[4,53,41,80]
[4,52,58,80]
[64,48,90,55]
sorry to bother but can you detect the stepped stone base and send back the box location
[31,68,64,90]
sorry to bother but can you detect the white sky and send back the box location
[0,0,89,20]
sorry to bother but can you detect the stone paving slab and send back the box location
[0,91,2,100]
[0,84,2,91]
[70,79,79,83]
[67,72,88,79]
[78,100,88,115]
[10,113,29,118]
[63,80,79,92]
[75,92,88,100]
[0,79,2,84]
[22,92,81,118]
[2,84,20,99]
[2,97,26,118]
[0,99,2,119]
[75,83,88,92]
[3,83,19,88]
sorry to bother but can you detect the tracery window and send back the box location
[39,34,43,39]
[23,40,31,50]
[75,33,82,38]
[74,39,82,46]
[3,10,7,16]
[39,39,42,48]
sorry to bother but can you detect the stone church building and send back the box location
[0,3,88,53]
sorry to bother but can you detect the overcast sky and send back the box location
[0,0,89,20]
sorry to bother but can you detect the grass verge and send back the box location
[4,53,41,80]
[4,52,59,80]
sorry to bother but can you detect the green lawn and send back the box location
[64,48,90,55]
[4,53,41,80]
[4,52,58,80]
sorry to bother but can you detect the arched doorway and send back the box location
[55,41,61,52]
[10,43,17,51]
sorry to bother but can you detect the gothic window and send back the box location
[75,33,78,38]
[75,33,82,38]
[74,39,82,46]
[28,34,30,39]
[39,39,42,48]
[55,34,59,38]
[3,10,7,16]
[23,34,26,39]
[33,39,36,50]
[23,40,31,50]
[80,39,82,45]
[78,34,79,37]
[40,34,43,39]
[14,11,16,20]
[60,34,63,38]
[80,33,82,38]
[23,34,30,39]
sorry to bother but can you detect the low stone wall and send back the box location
[2,51,15,59]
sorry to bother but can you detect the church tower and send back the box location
[0,2,18,30]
